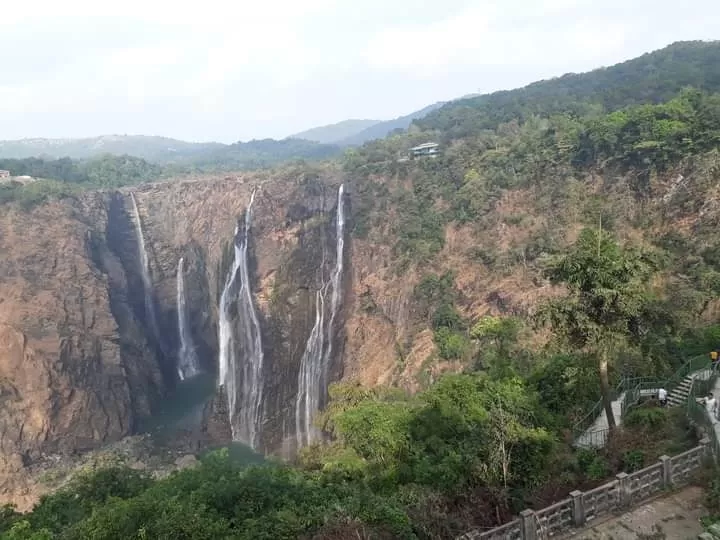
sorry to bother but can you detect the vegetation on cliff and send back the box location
[4,41,720,539]
[0,346,698,539]
[0,155,162,208]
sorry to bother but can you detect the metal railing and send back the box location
[463,357,719,540]
[687,369,720,460]
[573,354,710,443]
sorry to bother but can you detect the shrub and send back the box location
[624,408,668,430]
[433,327,469,360]
[622,450,646,472]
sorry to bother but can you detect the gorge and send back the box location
[0,171,374,507]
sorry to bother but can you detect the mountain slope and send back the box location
[338,102,445,146]
[187,138,342,170]
[0,135,223,164]
[416,40,720,139]
[291,119,381,144]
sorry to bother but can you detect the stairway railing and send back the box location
[687,369,720,460]
[573,354,710,443]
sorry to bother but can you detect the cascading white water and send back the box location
[218,225,241,431]
[295,184,345,448]
[295,289,326,446]
[176,257,200,381]
[217,190,265,448]
[130,193,161,347]
[322,184,345,392]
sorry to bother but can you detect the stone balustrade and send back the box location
[458,438,710,540]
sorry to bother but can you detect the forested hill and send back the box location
[0,135,341,169]
[415,40,720,140]
[290,119,381,144]
[0,136,223,164]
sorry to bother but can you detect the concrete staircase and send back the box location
[576,367,712,449]
[668,374,696,406]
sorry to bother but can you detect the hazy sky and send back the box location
[1,0,718,143]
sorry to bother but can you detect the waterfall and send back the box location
[176,257,200,380]
[217,190,265,448]
[130,193,161,349]
[295,184,345,447]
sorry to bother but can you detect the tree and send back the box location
[470,316,522,359]
[538,226,655,430]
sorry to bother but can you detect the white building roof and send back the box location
[411,142,439,151]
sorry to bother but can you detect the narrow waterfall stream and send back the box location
[295,184,345,447]
[130,193,162,350]
[217,189,265,449]
[176,257,200,380]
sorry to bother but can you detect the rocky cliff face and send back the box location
[0,171,352,503]
[0,168,548,509]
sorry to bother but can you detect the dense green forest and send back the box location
[0,155,163,208]
[0,138,341,208]
[187,138,340,170]
[0,135,340,166]
[4,41,720,539]
[415,40,720,139]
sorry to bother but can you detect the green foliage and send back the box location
[0,155,163,208]
[416,41,720,139]
[471,316,522,355]
[528,353,600,424]
[433,327,469,360]
[327,374,554,501]
[585,456,611,481]
[624,407,668,430]
[706,476,720,514]
[0,505,20,534]
[26,467,151,535]
[539,228,658,352]
[0,180,79,210]
[622,450,646,472]
[431,304,464,331]
[538,228,659,428]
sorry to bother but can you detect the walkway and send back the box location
[575,393,625,448]
[561,486,707,539]
[577,368,713,449]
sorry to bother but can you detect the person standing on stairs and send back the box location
[706,392,718,421]
[658,387,667,407]
[711,350,719,371]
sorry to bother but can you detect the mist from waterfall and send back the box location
[217,190,265,448]
[130,193,162,349]
[295,184,345,448]
[176,257,200,380]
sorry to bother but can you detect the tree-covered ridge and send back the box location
[0,155,165,208]
[188,138,341,170]
[0,135,342,166]
[0,135,223,163]
[415,41,720,140]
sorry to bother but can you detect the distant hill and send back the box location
[337,102,445,146]
[291,119,381,144]
[188,138,342,170]
[416,40,720,139]
[0,135,342,170]
[0,135,223,164]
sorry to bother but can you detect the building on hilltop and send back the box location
[410,142,439,158]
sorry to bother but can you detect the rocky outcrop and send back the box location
[0,168,552,509]
[0,172,348,480]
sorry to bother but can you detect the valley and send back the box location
[1,40,720,538]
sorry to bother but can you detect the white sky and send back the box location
[0,0,718,143]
